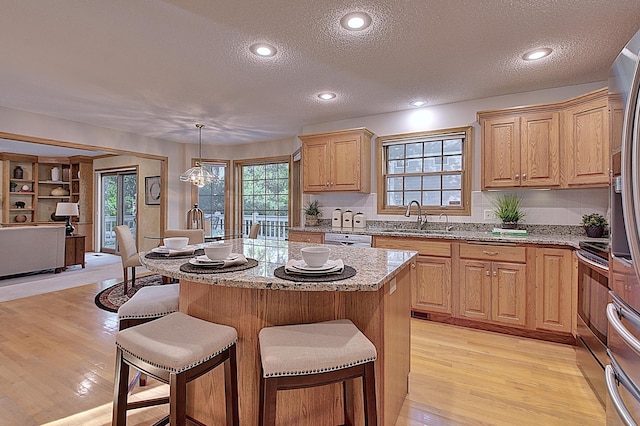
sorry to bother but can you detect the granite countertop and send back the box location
[289,222,609,249]
[139,238,417,292]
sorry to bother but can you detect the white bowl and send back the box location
[163,237,189,250]
[204,242,233,261]
[301,246,331,268]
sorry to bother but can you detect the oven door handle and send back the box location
[606,364,640,426]
[576,251,609,273]
[607,301,640,356]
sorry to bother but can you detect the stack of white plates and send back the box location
[151,245,198,255]
[284,259,344,275]
[188,253,240,267]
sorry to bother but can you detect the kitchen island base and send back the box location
[179,263,412,425]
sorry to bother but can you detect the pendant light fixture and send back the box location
[179,123,216,188]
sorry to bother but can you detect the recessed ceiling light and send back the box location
[340,12,372,31]
[318,92,336,100]
[410,100,426,107]
[523,48,552,61]
[250,43,277,57]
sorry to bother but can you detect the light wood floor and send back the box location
[0,280,605,425]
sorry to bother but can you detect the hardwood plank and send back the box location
[0,279,603,425]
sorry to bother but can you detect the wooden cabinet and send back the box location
[2,153,37,225]
[534,247,573,332]
[300,128,373,193]
[374,236,452,314]
[562,91,609,187]
[478,88,607,190]
[288,230,324,243]
[65,234,86,269]
[481,111,560,189]
[458,243,527,327]
[2,154,93,239]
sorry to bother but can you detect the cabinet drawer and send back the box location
[459,242,525,262]
[374,236,451,257]
[288,231,324,244]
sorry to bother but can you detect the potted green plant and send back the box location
[582,213,607,238]
[493,194,525,229]
[303,199,322,226]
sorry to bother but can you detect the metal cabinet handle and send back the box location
[485,270,490,276]
[482,250,498,256]
[515,174,519,180]
[493,270,497,276]
[522,173,527,180]
[607,302,640,355]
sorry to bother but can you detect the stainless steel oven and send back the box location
[577,241,610,407]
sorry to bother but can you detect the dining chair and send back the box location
[249,223,260,239]
[163,229,205,245]
[115,225,142,294]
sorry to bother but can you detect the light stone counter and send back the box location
[290,224,609,249]
[139,237,417,291]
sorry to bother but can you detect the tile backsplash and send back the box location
[305,188,609,227]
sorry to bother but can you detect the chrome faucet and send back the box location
[440,213,453,231]
[404,200,428,230]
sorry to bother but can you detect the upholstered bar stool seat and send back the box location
[117,283,180,388]
[112,311,239,426]
[258,319,378,425]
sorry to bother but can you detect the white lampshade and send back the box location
[55,202,79,217]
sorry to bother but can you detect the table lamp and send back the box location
[55,202,79,236]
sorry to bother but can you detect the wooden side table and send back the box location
[65,234,86,269]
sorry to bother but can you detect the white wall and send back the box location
[299,81,609,227]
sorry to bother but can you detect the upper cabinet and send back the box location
[300,128,373,193]
[478,88,608,190]
[562,91,609,187]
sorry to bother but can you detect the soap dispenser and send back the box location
[332,209,343,228]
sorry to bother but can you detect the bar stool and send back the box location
[117,284,180,387]
[112,311,240,426]
[258,319,377,425]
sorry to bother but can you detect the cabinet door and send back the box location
[302,138,330,192]
[288,230,324,243]
[459,259,491,320]
[330,135,361,191]
[482,116,521,188]
[491,261,527,327]
[535,248,573,332]
[563,97,609,186]
[413,255,452,314]
[520,112,560,187]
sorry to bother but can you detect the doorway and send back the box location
[100,170,137,253]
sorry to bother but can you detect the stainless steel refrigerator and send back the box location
[607,28,640,426]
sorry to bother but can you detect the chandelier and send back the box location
[179,124,216,188]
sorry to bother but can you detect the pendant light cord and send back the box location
[196,123,204,166]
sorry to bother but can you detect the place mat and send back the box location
[273,265,357,282]
[145,248,204,260]
[179,258,259,274]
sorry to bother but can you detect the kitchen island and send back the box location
[140,238,416,425]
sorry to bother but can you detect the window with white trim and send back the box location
[377,126,472,216]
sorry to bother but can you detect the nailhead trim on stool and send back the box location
[258,319,378,425]
[112,311,239,426]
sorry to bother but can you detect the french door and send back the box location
[100,170,137,253]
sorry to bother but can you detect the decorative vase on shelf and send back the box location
[51,167,61,181]
[14,166,23,179]
[50,186,69,196]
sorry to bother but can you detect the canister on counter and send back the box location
[342,210,353,228]
[354,212,366,228]
[332,208,343,228]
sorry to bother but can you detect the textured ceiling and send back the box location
[1,0,640,147]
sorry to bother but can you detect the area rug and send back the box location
[94,274,164,313]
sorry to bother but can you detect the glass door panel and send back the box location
[100,171,137,253]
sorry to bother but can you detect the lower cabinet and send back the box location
[459,259,527,327]
[373,236,452,314]
[534,247,573,333]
